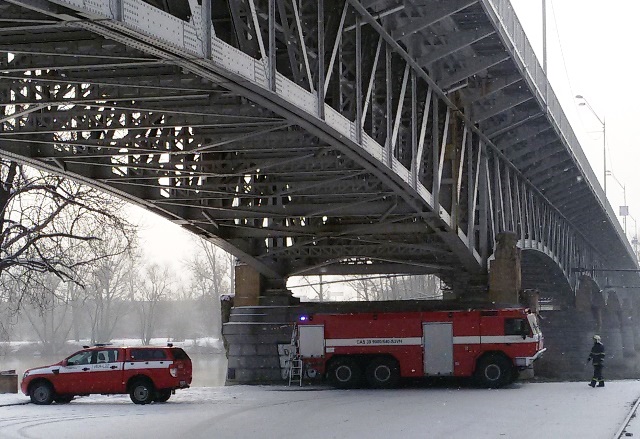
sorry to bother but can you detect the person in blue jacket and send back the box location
[587,334,605,387]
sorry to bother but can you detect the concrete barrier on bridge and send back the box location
[0,370,18,394]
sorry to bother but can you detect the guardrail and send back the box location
[482,0,633,259]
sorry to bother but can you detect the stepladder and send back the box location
[288,355,303,386]
[288,324,303,386]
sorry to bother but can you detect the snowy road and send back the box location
[1,381,640,439]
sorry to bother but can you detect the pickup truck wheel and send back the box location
[475,355,513,388]
[365,357,400,389]
[130,380,154,405]
[30,381,54,405]
[54,395,74,404]
[155,389,172,403]
[328,358,362,389]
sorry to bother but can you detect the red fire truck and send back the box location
[295,303,544,388]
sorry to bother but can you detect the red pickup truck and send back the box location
[21,344,192,405]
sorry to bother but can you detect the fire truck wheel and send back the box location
[475,355,513,388]
[365,357,400,389]
[328,358,362,389]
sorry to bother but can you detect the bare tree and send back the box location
[67,281,86,342]
[135,263,171,345]
[0,295,14,354]
[19,273,73,354]
[168,287,196,342]
[345,276,388,301]
[0,160,135,307]
[344,274,442,301]
[85,233,136,344]
[299,275,328,301]
[389,275,441,300]
[183,238,232,338]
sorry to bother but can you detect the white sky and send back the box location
[510,0,640,240]
[128,204,197,270]
[136,0,640,272]
[1,381,640,438]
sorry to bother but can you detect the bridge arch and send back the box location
[520,248,573,308]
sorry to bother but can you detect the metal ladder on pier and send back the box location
[288,324,303,386]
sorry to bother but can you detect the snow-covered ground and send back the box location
[1,380,640,439]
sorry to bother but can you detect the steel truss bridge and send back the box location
[0,0,637,300]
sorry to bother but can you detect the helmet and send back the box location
[593,335,601,342]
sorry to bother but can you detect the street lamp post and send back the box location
[575,95,606,196]
[630,215,639,263]
[542,0,547,73]
[607,170,627,234]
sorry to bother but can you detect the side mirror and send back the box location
[61,359,68,366]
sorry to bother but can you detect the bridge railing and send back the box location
[481,0,632,257]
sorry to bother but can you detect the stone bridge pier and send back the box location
[535,275,640,380]
[621,297,637,356]
[223,264,300,384]
[601,291,624,365]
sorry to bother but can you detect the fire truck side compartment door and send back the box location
[299,325,325,358]
[423,323,453,375]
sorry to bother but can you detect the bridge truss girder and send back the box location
[0,0,635,295]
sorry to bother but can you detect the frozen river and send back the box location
[2,380,640,439]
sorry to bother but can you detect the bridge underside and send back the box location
[0,0,637,299]
[521,249,573,307]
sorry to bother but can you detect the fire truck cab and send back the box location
[296,303,544,389]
